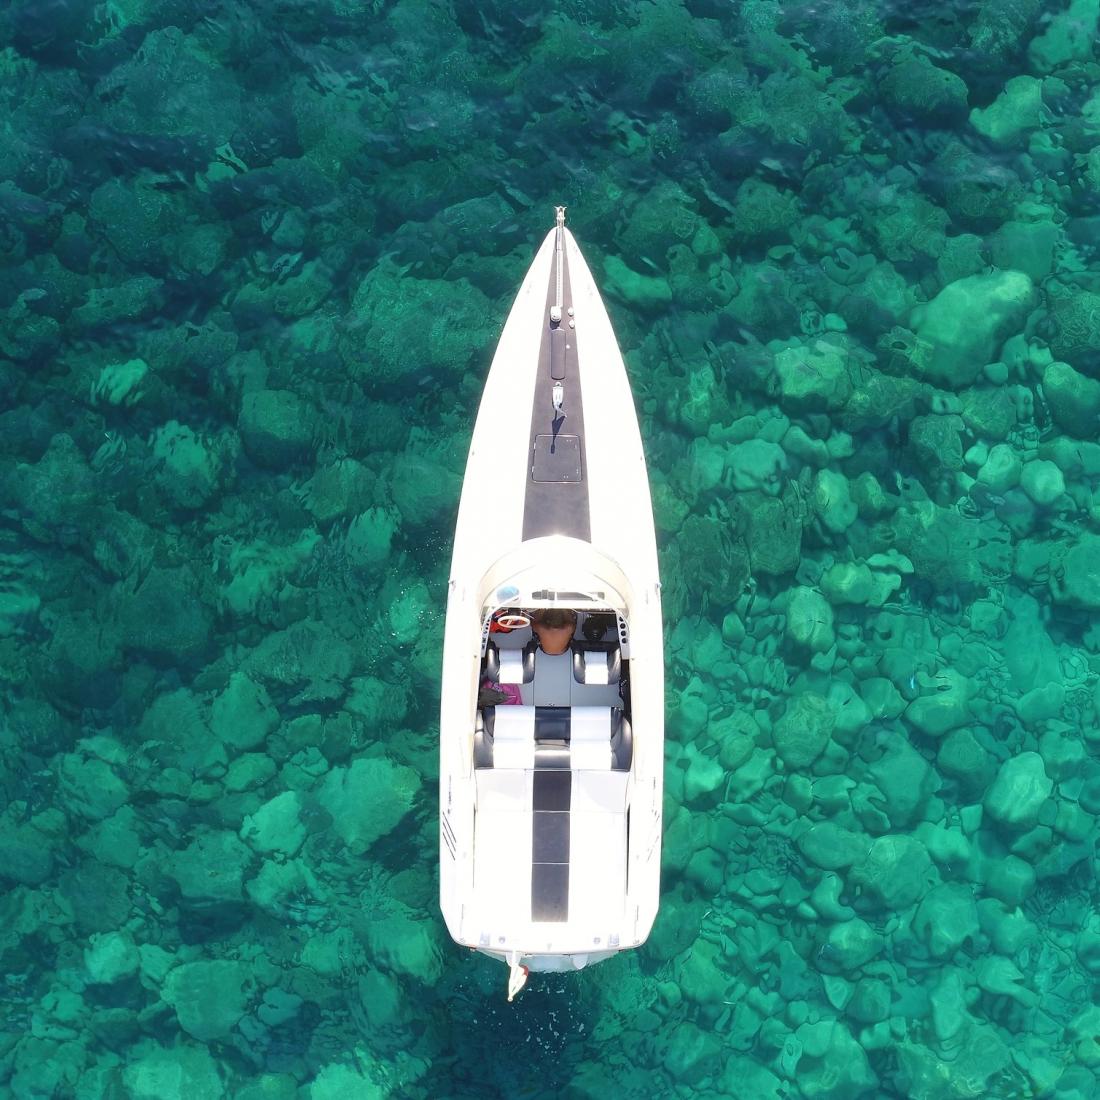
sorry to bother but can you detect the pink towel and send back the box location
[482,678,523,705]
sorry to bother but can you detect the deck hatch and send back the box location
[531,434,582,483]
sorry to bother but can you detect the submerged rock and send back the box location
[866,730,936,827]
[122,1041,225,1100]
[169,829,254,904]
[0,811,57,885]
[306,1063,381,1100]
[797,821,870,870]
[774,692,836,768]
[365,910,444,983]
[1050,534,1100,609]
[913,883,980,958]
[794,1018,878,1098]
[1043,284,1100,370]
[211,672,279,752]
[240,791,307,857]
[150,421,224,509]
[1019,459,1065,506]
[1043,360,1100,437]
[984,752,1052,827]
[785,587,835,653]
[603,255,672,306]
[912,270,1037,387]
[163,960,251,1041]
[728,439,788,495]
[970,75,1044,146]
[816,917,883,972]
[238,389,317,469]
[811,469,857,534]
[57,738,129,822]
[774,338,853,411]
[880,53,969,121]
[896,1028,1017,1100]
[318,757,419,854]
[740,493,802,576]
[117,567,213,664]
[976,442,1022,492]
[85,930,140,984]
[850,834,935,910]
[390,454,461,528]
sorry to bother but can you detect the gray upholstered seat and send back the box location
[571,643,621,686]
[484,638,537,685]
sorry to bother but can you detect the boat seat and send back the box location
[571,642,621,686]
[475,705,631,771]
[610,711,632,771]
[491,705,539,769]
[479,706,569,769]
[570,707,615,769]
[484,639,536,685]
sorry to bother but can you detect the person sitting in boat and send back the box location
[530,608,578,655]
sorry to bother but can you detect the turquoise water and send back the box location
[1,0,1099,1096]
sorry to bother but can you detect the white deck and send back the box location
[472,769,628,939]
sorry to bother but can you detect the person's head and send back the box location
[530,608,577,655]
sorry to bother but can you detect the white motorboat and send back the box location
[439,208,663,1000]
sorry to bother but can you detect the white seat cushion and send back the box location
[579,651,610,685]
[569,706,612,769]
[498,649,526,684]
[492,705,537,769]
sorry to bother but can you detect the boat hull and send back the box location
[439,218,663,977]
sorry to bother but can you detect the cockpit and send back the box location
[474,602,633,771]
[470,600,634,925]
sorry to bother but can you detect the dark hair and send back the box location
[532,608,577,629]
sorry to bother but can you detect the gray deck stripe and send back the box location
[531,770,571,922]
[532,810,569,863]
[532,770,570,810]
[531,863,569,922]
[521,241,591,542]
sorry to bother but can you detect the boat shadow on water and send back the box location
[432,961,597,1096]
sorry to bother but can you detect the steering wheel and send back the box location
[494,611,531,631]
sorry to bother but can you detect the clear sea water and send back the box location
[1,1,1099,1097]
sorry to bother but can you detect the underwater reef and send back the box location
[0,0,1099,1097]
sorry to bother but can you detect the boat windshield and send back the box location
[529,588,606,602]
[483,604,625,648]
